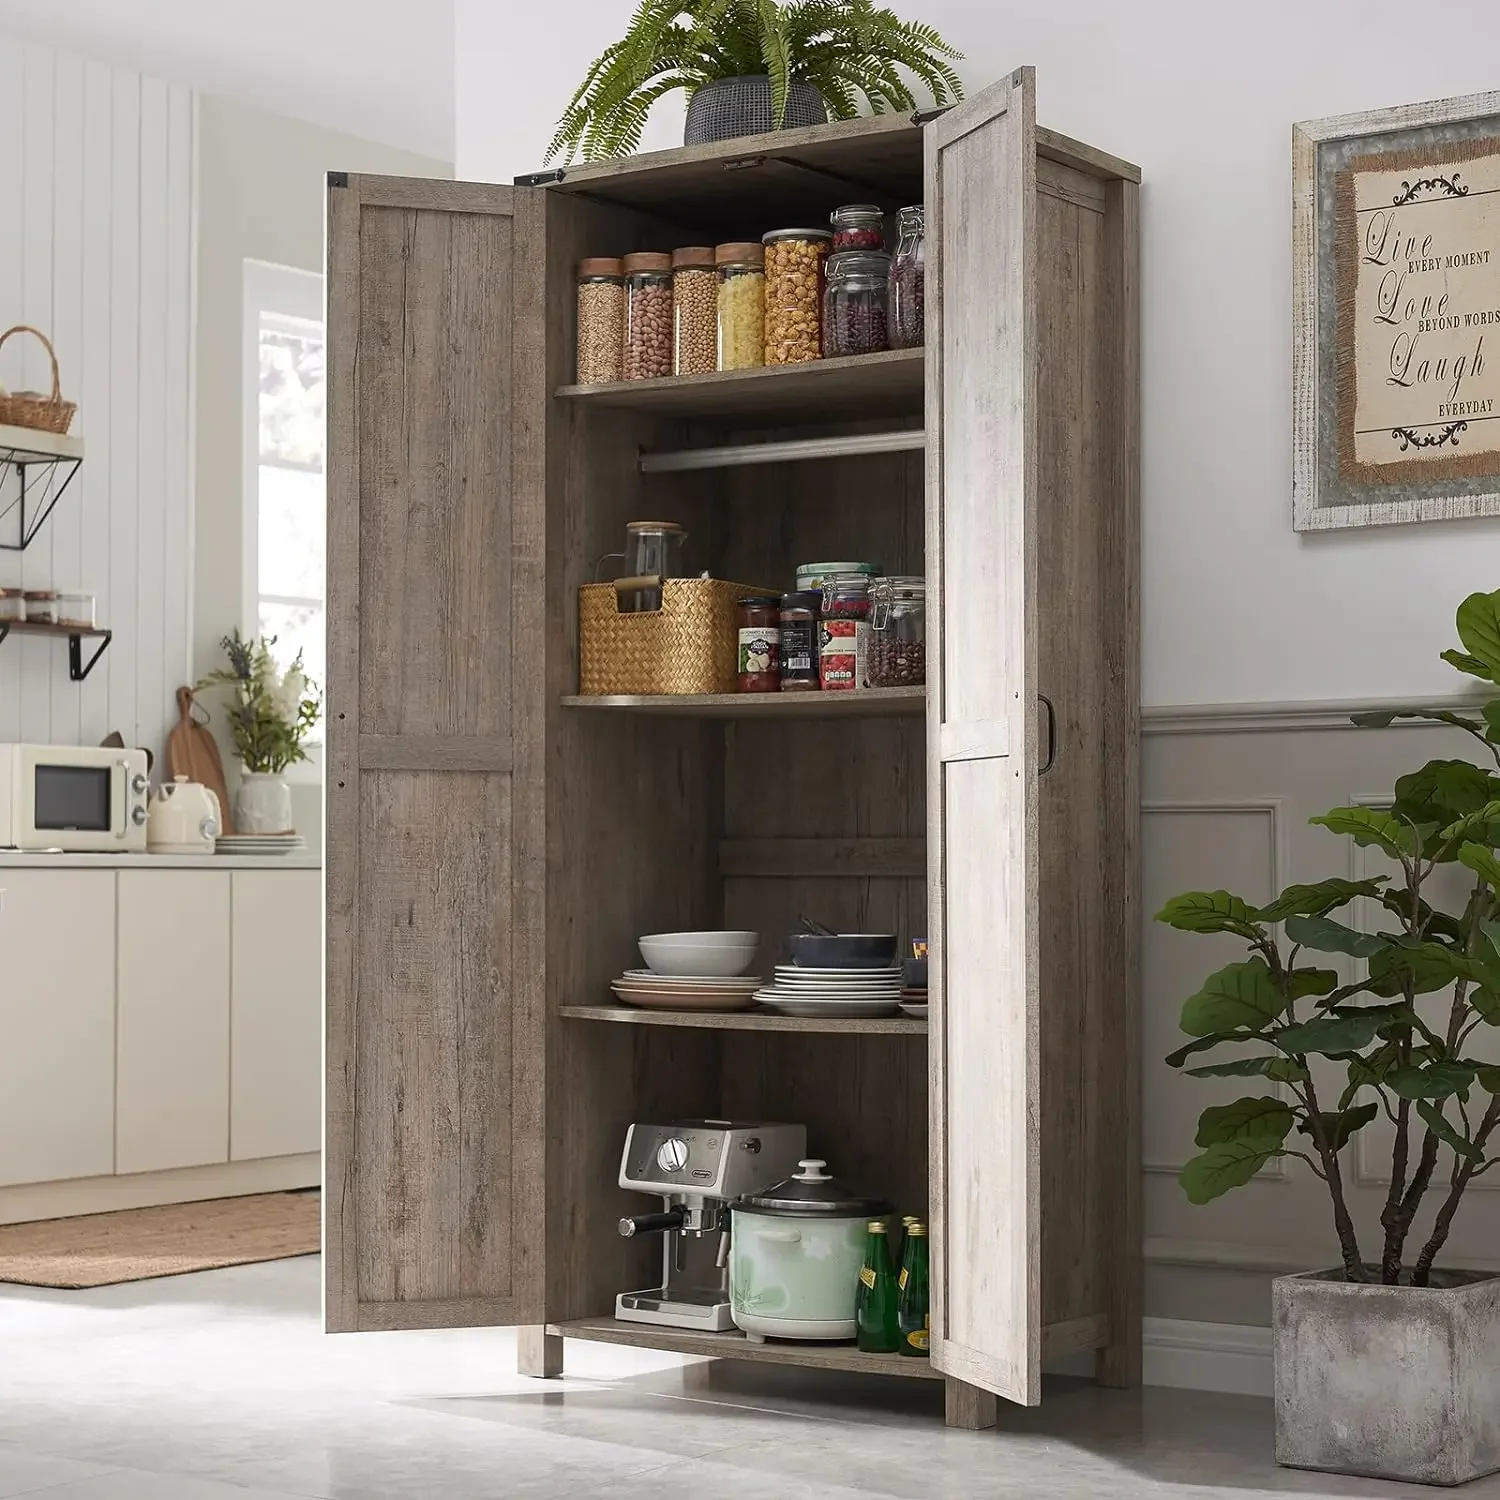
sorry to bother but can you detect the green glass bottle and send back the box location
[898,1222,930,1357]
[856,1220,899,1353]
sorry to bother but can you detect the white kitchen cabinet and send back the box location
[231,869,321,1160]
[0,871,116,1186]
[116,871,231,1173]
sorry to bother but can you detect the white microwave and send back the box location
[0,743,151,852]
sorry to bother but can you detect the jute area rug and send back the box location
[0,1190,320,1288]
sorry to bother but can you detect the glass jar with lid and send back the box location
[57,591,97,630]
[715,243,764,371]
[575,258,625,384]
[671,246,717,376]
[889,205,925,350]
[823,251,891,357]
[736,596,781,693]
[830,203,885,252]
[0,588,23,622]
[24,589,58,624]
[623,252,673,380]
[819,573,872,691]
[779,591,821,692]
[763,228,831,365]
[868,576,925,687]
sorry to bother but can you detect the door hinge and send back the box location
[514,168,567,186]
[327,170,349,188]
[911,105,953,127]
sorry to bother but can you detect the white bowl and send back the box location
[639,933,759,976]
[640,930,758,947]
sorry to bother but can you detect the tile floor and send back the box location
[0,1255,1495,1498]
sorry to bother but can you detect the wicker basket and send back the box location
[579,577,772,696]
[0,326,76,435]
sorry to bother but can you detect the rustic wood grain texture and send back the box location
[517,1327,563,1378]
[559,1006,927,1035]
[560,687,923,717]
[718,837,925,879]
[926,67,1042,1408]
[325,176,546,1334]
[944,1378,999,1430]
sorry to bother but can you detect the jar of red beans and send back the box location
[868,576,925,687]
[830,203,885,252]
[819,574,871,691]
[889,205,925,350]
[823,250,890,357]
[736,596,781,692]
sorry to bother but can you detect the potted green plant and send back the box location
[1159,588,1500,1486]
[197,631,321,835]
[547,0,965,162]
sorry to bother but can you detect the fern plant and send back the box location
[547,0,964,164]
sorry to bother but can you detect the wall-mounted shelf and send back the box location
[0,423,85,552]
[0,620,113,681]
[562,686,924,718]
[560,1004,926,1035]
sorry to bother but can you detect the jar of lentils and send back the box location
[576,258,625,384]
[763,228,831,365]
[868,576,926,687]
[819,573,872,691]
[623,252,673,380]
[716,242,765,371]
[672,246,717,375]
[823,250,890,357]
[889,205,925,350]
[830,203,885,252]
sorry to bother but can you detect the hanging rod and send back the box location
[638,428,925,473]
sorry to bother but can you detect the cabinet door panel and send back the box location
[926,68,1042,1406]
[326,175,547,1332]
[231,870,320,1160]
[117,871,231,1173]
[0,871,115,1186]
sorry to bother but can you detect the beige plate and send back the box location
[611,983,757,1012]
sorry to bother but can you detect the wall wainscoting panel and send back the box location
[1142,712,1500,1326]
[0,39,194,755]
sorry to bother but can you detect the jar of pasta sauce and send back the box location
[819,574,871,691]
[779,592,821,692]
[736,596,781,692]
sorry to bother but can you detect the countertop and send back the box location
[0,851,321,870]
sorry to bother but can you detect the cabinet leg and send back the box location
[944,1377,998,1430]
[517,1326,563,1379]
[1095,1321,1142,1390]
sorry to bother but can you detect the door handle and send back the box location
[1039,694,1057,776]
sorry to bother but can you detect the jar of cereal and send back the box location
[762,228,831,365]
[716,243,764,371]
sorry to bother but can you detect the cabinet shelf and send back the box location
[0,620,113,681]
[556,348,923,425]
[549,1316,945,1381]
[560,1004,926,1035]
[562,686,924,718]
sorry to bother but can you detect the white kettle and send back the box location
[147,775,222,855]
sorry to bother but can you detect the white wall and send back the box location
[453,0,1500,708]
[0,38,193,758]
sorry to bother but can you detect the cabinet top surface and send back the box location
[0,852,321,870]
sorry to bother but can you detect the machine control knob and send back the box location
[131,773,148,794]
[740,1137,761,1153]
[656,1138,689,1173]
[131,806,148,825]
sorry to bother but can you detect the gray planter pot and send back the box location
[1274,1269,1500,1486]
[683,76,827,147]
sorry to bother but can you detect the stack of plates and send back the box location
[216,833,306,857]
[754,965,903,1018]
[611,969,762,1012]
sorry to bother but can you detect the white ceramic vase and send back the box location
[235,770,293,835]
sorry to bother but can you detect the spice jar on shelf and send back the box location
[889,205,925,350]
[0,588,23,622]
[716,243,764,371]
[779,591,821,692]
[57,591,96,630]
[623,252,673,380]
[736,596,781,693]
[672,246,717,376]
[823,250,891,357]
[830,203,885,252]
[763,228,831,365]
[819,573,872,691]
[575,258,625,384]
[869,576,925,687]
[24,589,58,624]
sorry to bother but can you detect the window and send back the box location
[244,261,325,748]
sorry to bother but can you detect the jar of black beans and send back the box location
[868,575,926,688]
[822,250,890,357]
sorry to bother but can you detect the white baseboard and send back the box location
[1045,1318,1272,1396]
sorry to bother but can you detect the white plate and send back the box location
[755,993,902,1018]
[754,987,904,1004]
[899,1002,929,1019]
[769,977,902,992]
[619,969,762,988]
[776,965,901,977]
[611,984,756,1012]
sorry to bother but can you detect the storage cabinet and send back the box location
[325,68,1140,1420]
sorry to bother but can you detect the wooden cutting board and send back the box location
[166,686,235,835]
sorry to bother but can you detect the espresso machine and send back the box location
[616,1119,806,1331]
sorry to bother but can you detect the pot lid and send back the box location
[740,1158,891,1216]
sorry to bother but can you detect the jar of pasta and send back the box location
[716,243,764,371]
[762,228,831,365]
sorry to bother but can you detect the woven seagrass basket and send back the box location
[0,326,77,435]
[579,577,772,695]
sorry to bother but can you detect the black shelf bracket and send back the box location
[0,452,84,552]
[68,630,112,682]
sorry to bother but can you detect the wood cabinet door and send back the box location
[926,68,1043,1406]
[325,175,547,1333]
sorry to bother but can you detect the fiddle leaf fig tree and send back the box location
[1161,588,1500,1285]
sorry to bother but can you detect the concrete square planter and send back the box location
[1273,1269,1500,1486]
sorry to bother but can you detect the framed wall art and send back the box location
[1293,89,1500,531]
